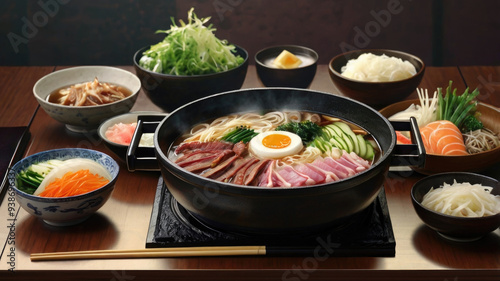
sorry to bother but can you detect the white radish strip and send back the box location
[421,180,500,217]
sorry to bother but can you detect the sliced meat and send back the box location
[175,141,233,154]
[258,161,291,188]
[175,149,229,163]
[221,158,259,183]
[277,165,316,186]
[209,150,235,168]
[244,159,271,186]
[183,156,218,173]
[176,152,218,167]
[294,163,326,184]
[202,155,240,179]
[308,161,340,182]
[232,158,260,185]
[346,151,371,169]
[232,141,247,156]
[175,141,202,154]
[322,157,355,179]
[336,152,367,173]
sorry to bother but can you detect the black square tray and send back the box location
[146,177,396,257]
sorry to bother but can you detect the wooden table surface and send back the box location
[1,65,499,281]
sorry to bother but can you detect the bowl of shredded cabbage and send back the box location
[328,49,425,109]
[8,148,119,226]
[411,172,500,241]
[133,8,248,112]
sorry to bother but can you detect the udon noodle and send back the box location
[184,111,320,142]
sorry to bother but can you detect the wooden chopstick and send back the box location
[30,246,267,261]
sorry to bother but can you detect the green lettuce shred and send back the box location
[139,8,244,75]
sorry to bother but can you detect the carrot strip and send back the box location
[39,169,110,197]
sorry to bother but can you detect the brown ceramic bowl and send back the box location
[380,99,500,174]
[328,49,425,109]
[411,172,500,241]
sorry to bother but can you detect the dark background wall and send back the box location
[1,0,499,67]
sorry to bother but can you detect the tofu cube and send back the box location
[273,50,302,69]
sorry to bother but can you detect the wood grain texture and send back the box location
[459,66,500,106]
[0,66,498,281]
[0,66,54,127]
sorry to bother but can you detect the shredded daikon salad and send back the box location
[341,53,417,82]
[421,180,500,217]
[389,88,438,128]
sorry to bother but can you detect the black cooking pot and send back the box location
[141,88,424,235]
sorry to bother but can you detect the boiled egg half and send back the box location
[249,131,303,159]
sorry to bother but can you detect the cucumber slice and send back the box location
[326,124,343,137]
[356,134,367,158]
[333,122,360,154]
[329,137,345,151]
[364,140,375,160]
[334,135,352,152]
[29,160,63,177]
[322,126,334,139]
[323,142,334,153]
[313,138,325,152]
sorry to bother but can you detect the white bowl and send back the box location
[33,66,141,133]
[8,148,119,226]
[98,111,167,162]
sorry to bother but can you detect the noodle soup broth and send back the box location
[168,110,380,188]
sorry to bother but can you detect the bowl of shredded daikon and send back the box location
[411,172,500,241]
[329,49,425,109]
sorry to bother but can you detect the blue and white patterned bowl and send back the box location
[8,148,119,226]
[33,66,141,133]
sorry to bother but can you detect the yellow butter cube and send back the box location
[273,50,302,69]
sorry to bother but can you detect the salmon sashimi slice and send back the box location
[419,120,468,156]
